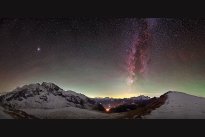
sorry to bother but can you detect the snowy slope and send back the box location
[0,106,13,119]
[143,91,205,119]
[0,82,99,110]
[21,107,122,119]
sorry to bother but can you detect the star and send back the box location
[37,47,41,52]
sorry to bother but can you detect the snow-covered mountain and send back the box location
[140,91,205,119]
[0,82,101,110]
[129,95,150,102]
[1,84,205,119]
[94,95,150,109]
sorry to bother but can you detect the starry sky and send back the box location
[0,18,205,98]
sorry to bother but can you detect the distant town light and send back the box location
[106,108,110,112]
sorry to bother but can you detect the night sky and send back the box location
[0,18,205,98]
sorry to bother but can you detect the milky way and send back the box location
[126,18,157,86]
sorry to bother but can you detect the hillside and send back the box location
[143,91,205,119]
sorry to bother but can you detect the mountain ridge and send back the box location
[0,82,101,110]
[1,82,205,119]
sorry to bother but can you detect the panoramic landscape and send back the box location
[0,18,205,119]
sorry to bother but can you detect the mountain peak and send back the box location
[165,91,189,96]
[13,83,41,92]
[41,82,61,90]
[41,82,57,87]
[0,82,101,110]
[12,82,62,93]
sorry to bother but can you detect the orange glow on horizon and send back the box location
[88,91,162,99]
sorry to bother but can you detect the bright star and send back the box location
[37,47,41,52]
